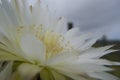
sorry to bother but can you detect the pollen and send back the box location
[34,26,68,59]
[43,31,64,58]
[17,26,24,32]
[16,26,24,36]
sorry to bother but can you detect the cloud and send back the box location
[44,0,120,40]
[29,0,120,40]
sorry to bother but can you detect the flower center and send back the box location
[34,26,66,58]
[16,25,72,59]
[42,31,64,58]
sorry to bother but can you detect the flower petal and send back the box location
[75,58,120,66]
[51,70,67,80]
[0,62,13,80]
[64,27,80,40]
[54,17,68,34]
[0,48,25,61]
[53,63,113,74]
[40,69,53,80]
[79,45,115,59]
[55,70,90,80]
[20,34,46,63]
[10,0,32,26]
[10,71,23,80]
[18,63,42,80]
[88,72,120,80]
[1,0,19,26]
[46,51,79,66]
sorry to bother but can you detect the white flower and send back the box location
[0,0,119,80]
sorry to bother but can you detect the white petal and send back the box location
[40,69,54,80]
[69,34,90,49]
[0,33,10,46]
[76,58,120,66]
[10,0,32,26]
[0,48,25,61]
[1,0,19,26]
[32,6,49,26]
[18,63,42,80]
[9,71,23,80]
[88,72,120,80]
[55,70,89,80]
[46,51,79,66]
[51,70,67,80]
[0,62,13,80]
[54,17,68,33]
[20,34,46,63]
[54,63,113,74]
[78,37,99,51]
[69,33,102,51]
[0,3,14,38]
[32,5,58,30]
[0,3,21,42]
[64,27,80,40]
[79,45,115,59]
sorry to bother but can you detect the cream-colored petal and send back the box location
[1,0,19,26]
[55,70,90,80]
[78,37,99,51]
[64,27,80,40]
[79,45,115,59]
[20,34,46,63]
[0,33,10,47]
[53,63,113,74]
[0,48,25,61]
[32,2,47,26]
[69,33,102,51]
[40,69,54,80]
[0,3,14,38]
[10,71,23,80]
[88,72,120,80]
[32,5,57,29]
[51,70,67,80]
[10,0,32,26]
[46,51,79,66]
[69,33,91,50]
[18,63,42,80]
[75,58,120,66]
[0,62,13,80]
[0,2,22,45]
[54,17,68,34]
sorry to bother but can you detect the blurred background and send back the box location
[41,0,120,40]
[28,0,120,77]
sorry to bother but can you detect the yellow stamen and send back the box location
[34,26,66,58]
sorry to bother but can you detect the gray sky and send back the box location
[29,0,120,40]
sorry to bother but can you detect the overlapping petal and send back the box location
[0,0,119,80]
